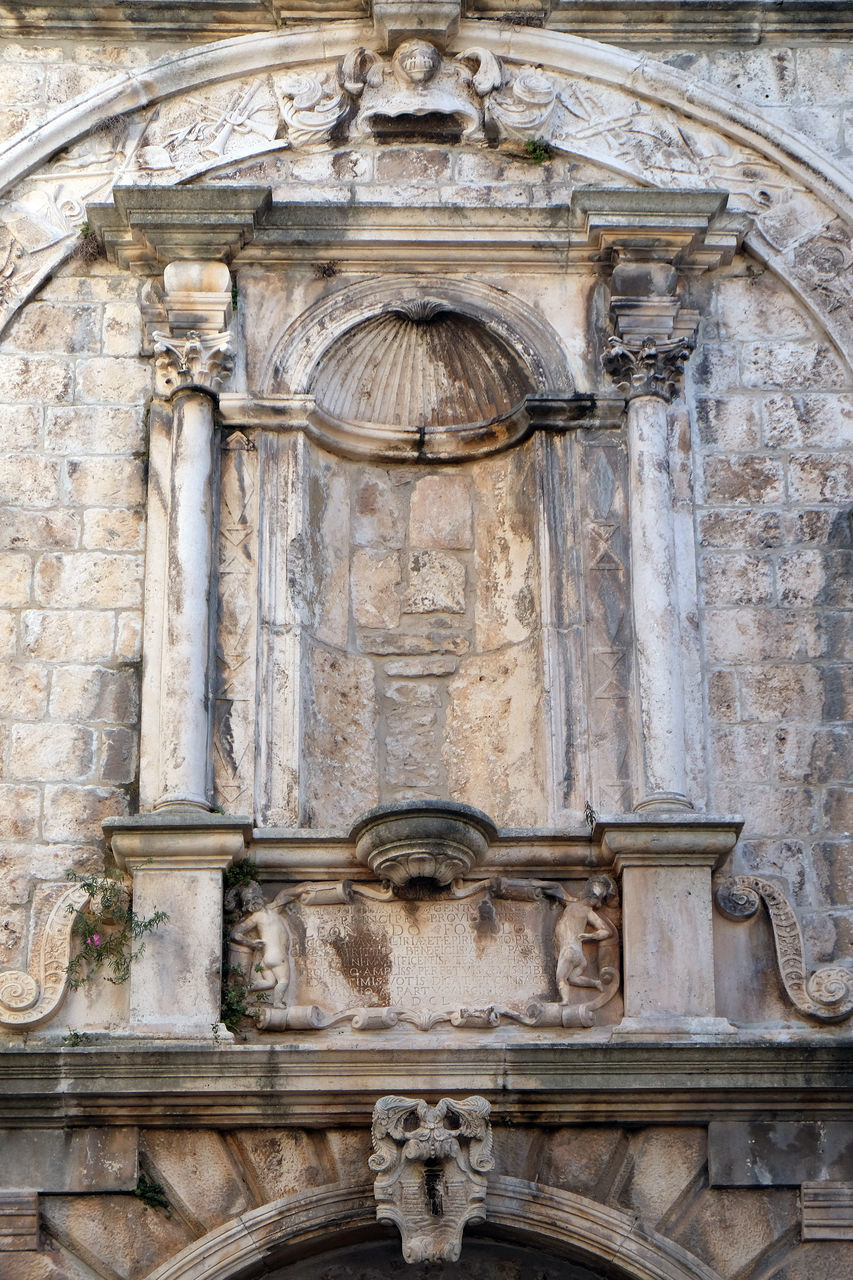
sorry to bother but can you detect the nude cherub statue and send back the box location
[228,882,296,1009]
[548,874,618,1002]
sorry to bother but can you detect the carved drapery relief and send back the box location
[0,883,88,1027]
[370,1094,493,1263]
[716,876,853,1022]
[238,873,621,1033]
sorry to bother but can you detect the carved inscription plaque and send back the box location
[241,876,623,1032]
[296,895,552,1015]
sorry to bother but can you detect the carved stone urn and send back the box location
[351,801,497,887]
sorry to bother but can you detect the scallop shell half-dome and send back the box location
[308,305,533,458]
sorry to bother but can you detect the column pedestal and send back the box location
[596,815,742,1034]
[106,813,250,1038]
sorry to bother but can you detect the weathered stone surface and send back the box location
[34,553,143,610]
[409,474,473,549]
[0,1128,137,1193]
[21,611,114,662]
[302,642,379,826]
[351,549,401,629]
[674,1183,800,1278]
[444,640,545,825]
[40,1194,194,1280]
[618,1127,707,1226]
[709,1120,853,1187]
[139,1131,251,1232]
[230,1130,335,1203]
[535,1128,627,1199]
[403,549,466,614]
[352,471,407,549]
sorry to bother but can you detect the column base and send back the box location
[633,792,694,813]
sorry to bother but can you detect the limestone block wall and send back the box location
[0,255,149,976]
[689,257,853,1007]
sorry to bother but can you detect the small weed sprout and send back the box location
[523,137,554,164]
[65,867,167,989]
[61,1030,92,1047]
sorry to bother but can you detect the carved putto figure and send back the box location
[548,874,618,1001]
[228,881,295,1008]
[370,1095,494,1263]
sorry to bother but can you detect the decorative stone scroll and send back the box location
[716,876,853,1022]
[369,1094,493,1263]
[0,883,88,1028]
[234,873,621,1033]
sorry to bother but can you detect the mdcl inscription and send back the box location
[231,875,621,1032]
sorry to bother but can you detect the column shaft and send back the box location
[627,393,690,809]
[156,389,217,810]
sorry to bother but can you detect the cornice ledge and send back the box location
[592,813,744,872]
[105,811,253,872]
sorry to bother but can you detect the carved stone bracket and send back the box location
[716,876,853,1022]
[372,0,461,51]
[0,883,88,1028]
[369,1094,493,1263]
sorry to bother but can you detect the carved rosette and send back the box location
[0,883,88,1027]
[369,1095,494,1263]
[153,328,235,396]
[716,875,853,1022]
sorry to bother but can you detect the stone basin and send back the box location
[350,800,497,887]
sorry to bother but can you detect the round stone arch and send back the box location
[1,21,852,371]
[141,1177,724,1280]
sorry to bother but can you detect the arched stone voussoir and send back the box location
[141,1176,725,1280]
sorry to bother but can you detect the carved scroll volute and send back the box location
[716,875,853,1022]
[370,1095,494,1263]
[0,883,88,1027]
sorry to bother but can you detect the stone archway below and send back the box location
[143,1176,724,1280]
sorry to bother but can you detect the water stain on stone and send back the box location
[327,920,391,1005]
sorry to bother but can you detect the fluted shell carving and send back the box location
[310,308,531,445]
[716,875,853,1022]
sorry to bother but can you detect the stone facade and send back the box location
[0,3,850,1278]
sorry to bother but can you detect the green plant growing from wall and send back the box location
[523,137,554,164]
[64,867,167,989]
[134,1172,171,1216]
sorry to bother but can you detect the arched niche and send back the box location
[142,1178,724,1280]
[230,278,577,828]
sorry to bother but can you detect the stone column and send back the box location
[103,263,246,1039]
[150,261,235,812]
[602,262,699,812]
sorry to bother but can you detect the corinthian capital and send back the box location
[152,259,236,398]
[602,333,694,403]
[153,328,235,396]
